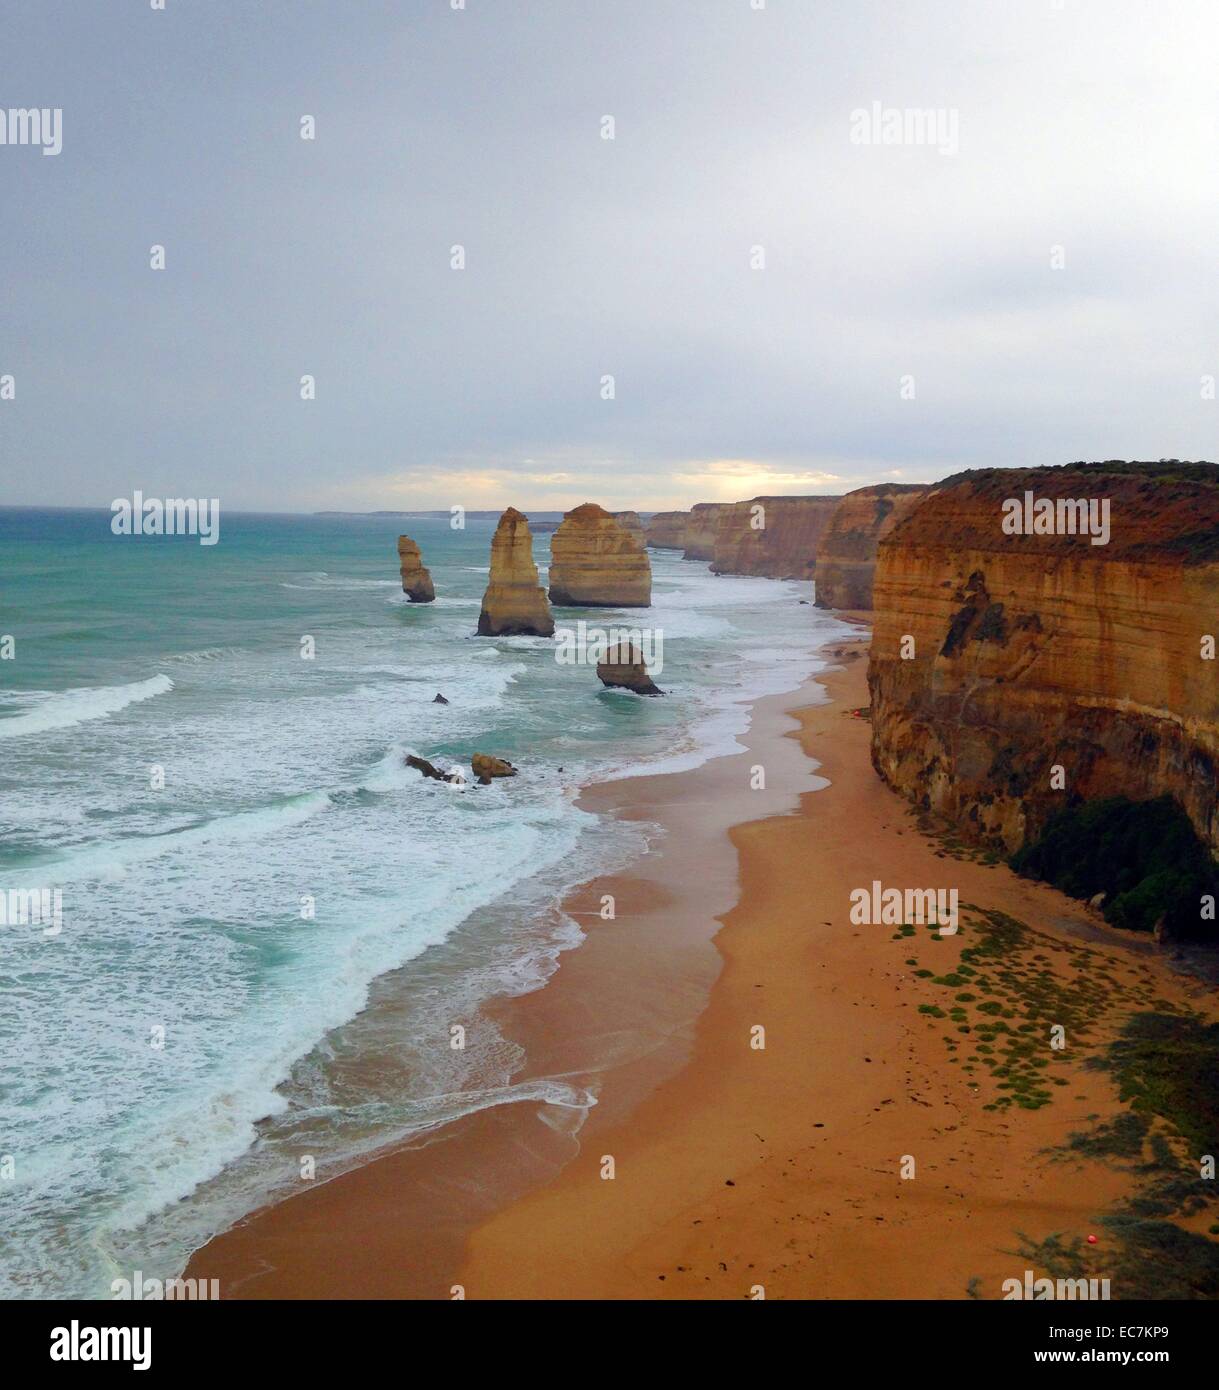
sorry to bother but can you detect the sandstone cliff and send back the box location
[548,503,652,607]
[476,508,555,637]
[868,461,1219,854]
[612,511,646,546]
[710,495,842,579]
[646,511,689,549]
[814,485,928,610]
[682,503,727,561]
[397,535,436,603]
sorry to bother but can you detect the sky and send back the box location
[2,0,1217,514]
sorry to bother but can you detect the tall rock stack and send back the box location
[682,503,727,561]
[646,511,689,549]
[813,484,929,610]
[397,535,436,603]
[869,461,1219,853]
[710,496,842,579]
[548,503,652,607]
[476,508,555,637]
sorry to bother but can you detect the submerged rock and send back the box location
[548,502,652,607]
[596,642,663,696]
[397,535,436,602]
[472,752,518,785]
[433,693,449,704]
[476,508,555,637]
[405,754,461,784]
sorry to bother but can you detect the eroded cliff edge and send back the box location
[814,484,928,610]
[682,503,727,562]
[710,495,842,580]
[868,461,1219,854]
[646,511,689,549]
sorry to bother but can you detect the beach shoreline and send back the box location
[186,634,1214,1299]
[182,625,850,1297]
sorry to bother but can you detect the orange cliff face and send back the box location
[868,462,1219,854]
[710,496,842,580]
[548,503,652,607]
[645,511,689,549]
[814,484,928,610]
[476,508,555,637]
[682,503,727,561]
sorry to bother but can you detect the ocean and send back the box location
[0,506,850,1298]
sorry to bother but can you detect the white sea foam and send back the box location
[281,575,399,590]
[2,791,332,886]
[165,647,241,664]
[0,674,173,738]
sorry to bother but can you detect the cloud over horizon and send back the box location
[3,0,1217,513]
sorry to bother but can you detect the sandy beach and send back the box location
[187,638,1214,1299]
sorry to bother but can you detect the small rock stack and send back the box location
[596,642,663,696]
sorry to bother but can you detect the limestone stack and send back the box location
[548,503,652,607]
[813,484,929,610]
[645,511,689,549]
[682,503,727,561]
[596,642,663,696]
[397,535,435,603]
[868,461,1219,854]
[710,495,842,579]
[476,508,555,637]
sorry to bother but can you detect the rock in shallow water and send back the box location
[471,752,518,785]
[596,642,663,696]
[405,754,461,783]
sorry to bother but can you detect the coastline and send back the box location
[186,634,1214,1299]
[183,629,844,1297]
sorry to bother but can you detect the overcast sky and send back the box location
[3,0,1217,514]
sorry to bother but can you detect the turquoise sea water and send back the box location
[0,506,851,1297]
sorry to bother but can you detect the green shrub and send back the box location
[1011,795,1218,939]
